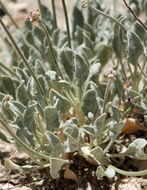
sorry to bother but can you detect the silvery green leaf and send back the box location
[1,97,13,120]
[112,105,121,121]
[46,131,64,158]
[72,0,84,36]
[23,101,37,133]
[112,24,123,59]
[63,127,79,152]
[16,68,29,84]
[27,77,36,96]
[33,26,45,46]
[94,113,106,144]
[25,31,35,47]
[84,23,95,41]
[35,59,45,75]
[8,101,26,117]
[123,138,147,160]
[127,31,143,65]
[105,166,115,178]
[44,106,60,132]
[37,75,49,96]
[39,3,54,32]
[90,146,108,166]
[81,89,98,116]
[0,76,15,98]
[96,166,105,180]
[84,34,94,54]
[88,63,101,83]
[131,22,147,46]
[74,54,89,86]
[109,121,124,140]
[59,48,75,81]
[50,158,69,178]
[49,89,70,113]
[16,81,29,106]
[52,28,66,47]
[94,42,112,66]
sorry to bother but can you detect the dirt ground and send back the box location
[0,0,147,190]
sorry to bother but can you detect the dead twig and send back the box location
[123,0,147,30]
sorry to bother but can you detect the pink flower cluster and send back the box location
[27,8,40,22]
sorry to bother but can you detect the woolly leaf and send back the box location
[94,113,106,144]
[49,89,70,113]
[50,158,69,178]
[81,89,98,116]
[46,131,64,157]
[16,81,29,106]
[44,106,60,132]
[123,138,147,160]
[0,76,15,98]
[127,31,143,65]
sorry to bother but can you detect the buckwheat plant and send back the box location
[0,0,146,180]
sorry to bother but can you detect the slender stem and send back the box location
[88,4,127,33]
[0,62,17,77]
[109,165,147,176]
[37,0,43,19]
[61,0,72,48]
[51,0,57,28]
[0,18,48,105]
[0,1,19,29]
[38,19,63,79]
[102,78,112,113]
[0,118,49,160]
[123,0,147,30]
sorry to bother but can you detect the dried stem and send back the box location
[88,3,127,33]
[123,0,147,30]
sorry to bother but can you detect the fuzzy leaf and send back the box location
[94,113,106,144]
[109,121,124,140]
[63,126,79,152]
[49,89,70,113]
[16,81,29,106]
[96,166,105,180]
[59,48,75,81]
[127,31,143,65]
[46,131,64,157]
[74,54,89,86]
[35,59,45,75]
[0,76,15,98]
[90,146,108,166]
[123,138,147,160]
[8,101,26,117]
[73,0,84,36]
[50,158,69,178]
[44,106,60,132]
[81,89,98,116]
[23,101,37,133]
[16,68,29,84]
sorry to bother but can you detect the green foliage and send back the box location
[0,0,146,180]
